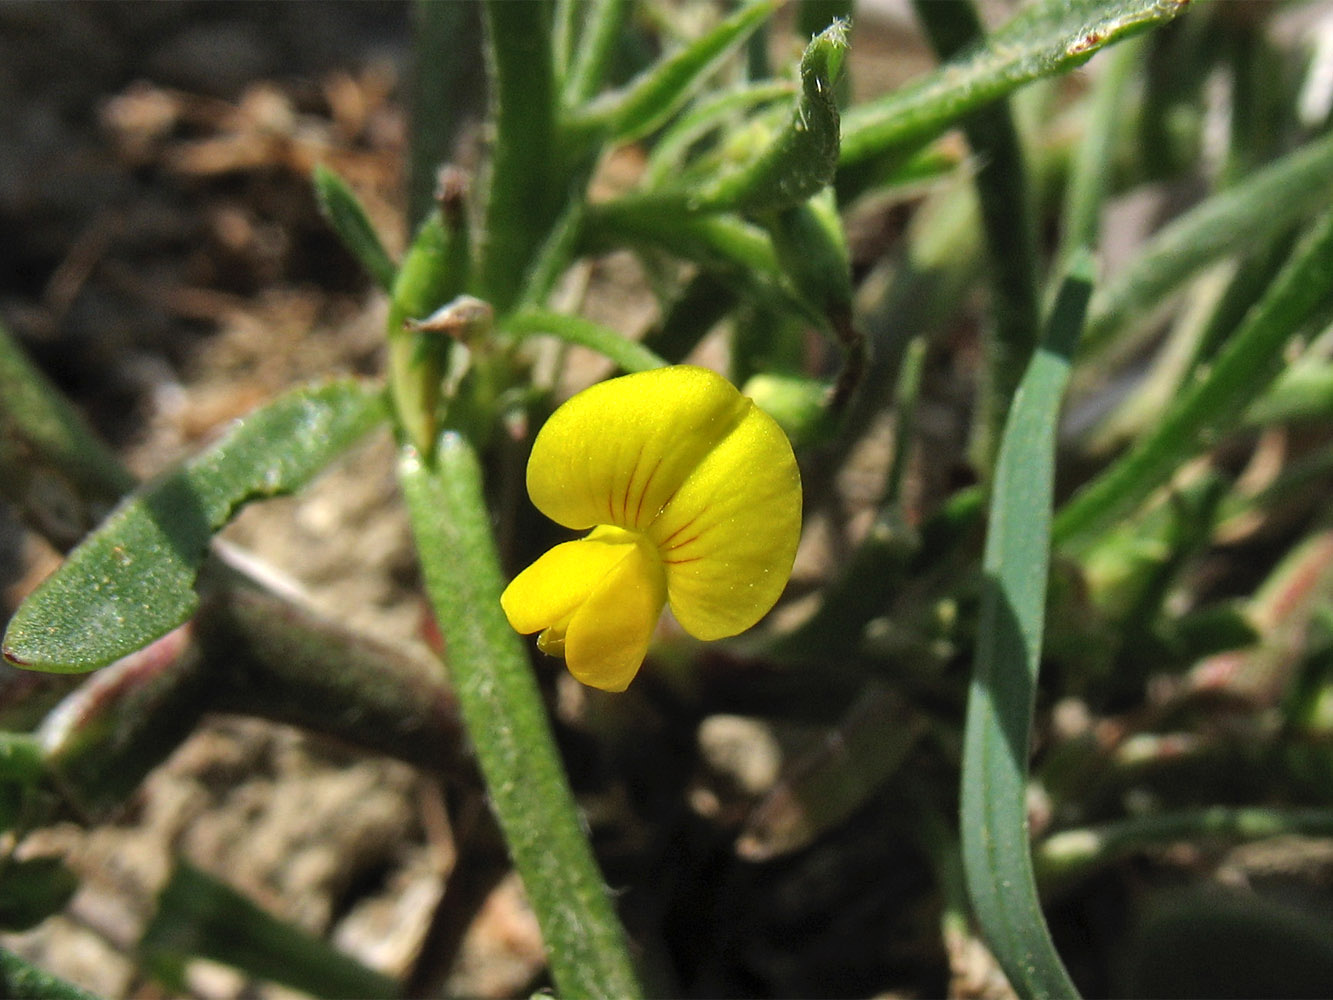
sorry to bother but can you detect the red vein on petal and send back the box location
[633,454,665,528]
[657,509,702,549]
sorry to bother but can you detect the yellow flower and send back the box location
[501,365,802,692]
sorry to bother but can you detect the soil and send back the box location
[0,3,529,996]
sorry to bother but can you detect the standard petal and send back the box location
[526,366,749,533]
[564,534,668,692]
[500,535,635,635]
[649,400,802,640]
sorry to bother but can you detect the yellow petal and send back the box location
[500,534,636,635]
[649,399,802,640]
[526,366,750,533]
[564,533,667,692]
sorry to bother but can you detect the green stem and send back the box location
[410,0,483,227]
[886,335,928,509]
[505,309,666,373]
[398,433,642,1000]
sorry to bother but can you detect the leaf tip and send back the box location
[1063,246,1098,287]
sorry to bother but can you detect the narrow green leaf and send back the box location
[1056,207,1333,551]
[386,189,470,457]
[641,80,795,191]
[1059,37,1143,264]
[505,309,666,373]
[960,253,1093,1000]
[311,164,396,293]
[1083,130,1333,355]
[609,21,845,218]
[584,207,806,319]
[0,948,100,1000]
[683,19,846,214]
[479,0,560,312]
[561,0,629,107]
[798,0,854,103]
[398,433,642,1000]
[840,0,1188,167]
[141,861,399,999]
[3,380,385,674]
[0,323,135,552]
[570,0,777,143]
[202,584,467,775]
[1247,360,1333,426]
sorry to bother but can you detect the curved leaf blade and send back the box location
[840,0,1188,167]
[570,0,777,144]
[691,19,846,214]
[3,380,386,674]
[312,164,397,293]
[960,253,1093,999]
[141,862,401,999]
[0,322,135,551]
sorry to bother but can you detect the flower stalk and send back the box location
[398,431,642,1000]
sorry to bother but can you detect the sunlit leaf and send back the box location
[840,0,1188,168]
[960,253,1093,1000]
[3,380,385,674]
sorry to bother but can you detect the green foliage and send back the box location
[140,862,400,999]
[400,434,642,999]
[960,255,1093,999]
[8,1,1333,997]
[0,948,100,1000]
[1058,208,1333,550]
[840,0,1187,167]
[312,164,397,293]
[0,324,134,552]
[3,381,384,672]
[571,0,777,143]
